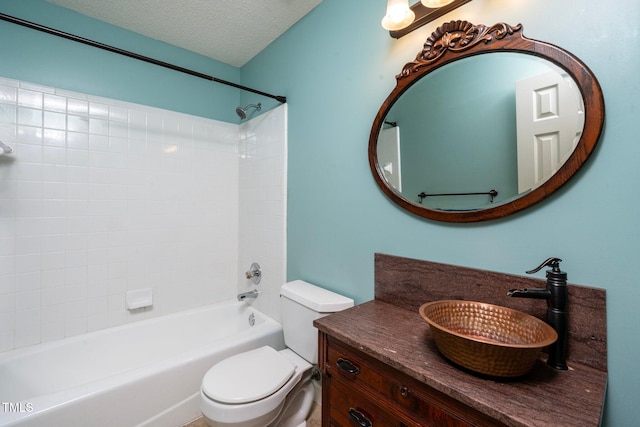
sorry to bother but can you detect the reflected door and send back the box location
[378,126,402,192]
[516,71,585,193]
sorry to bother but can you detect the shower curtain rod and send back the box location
[0,13,287,104]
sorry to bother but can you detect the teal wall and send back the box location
[0,0,241,122]
[241,0,640,425]
[1,0,638,424]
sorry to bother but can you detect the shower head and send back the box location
[235,103,262,120]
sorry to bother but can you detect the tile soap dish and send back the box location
[419,300,557,377]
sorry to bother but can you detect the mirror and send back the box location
[369,21,605,222]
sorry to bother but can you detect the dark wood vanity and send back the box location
[314,254,607,427]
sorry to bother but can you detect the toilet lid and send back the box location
[202,346,295,404]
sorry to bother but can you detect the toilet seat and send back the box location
[202,346,295,404]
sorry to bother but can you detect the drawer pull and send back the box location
[348,407,372,427]
[400,385,409,398]
[337,358,360,375]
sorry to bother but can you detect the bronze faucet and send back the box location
[507,257,568,370]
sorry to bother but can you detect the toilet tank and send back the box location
[280,280,354,364]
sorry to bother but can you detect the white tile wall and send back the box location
[0,77,287,352]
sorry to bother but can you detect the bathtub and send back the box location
[0,301,285,427]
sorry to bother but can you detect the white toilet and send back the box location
[199,280,354,427]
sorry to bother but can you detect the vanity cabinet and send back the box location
[314,255,607,427]
[319,332,505,427]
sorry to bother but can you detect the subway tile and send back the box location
[67,98,88,116]
[13,327,40,349]
[64,316,87,337]
[66,182,89,200]
[110,121,128,139]
[0,104,17,125]
[14,308,40,330]
[41,312,65,343]
[67,132,89,150]
[67,115,89,133]
[43,94,66,113]
[16,125,43,144]
[17,107,42,127]
[41,251,66,271]
[43,129,66,148]
[43,146,66,165]
[41,268,66,289]
[87,311,107,332]
[0,273,15,295]
[40,285,65,308]
[89,102,109,118]
[15,235,41,255]
[109,106,127,122]
[0,312,13,333]
[87,279,108,299]
[41,199,65,217]
[18,89,43,108]
[15,180,42,200]
[43,182,66,200]
[42,164,66,182]
[66,148,89,166]
[66,165,90,183]
[42,218,66,235]
[0,332,14,352]
[65,282,87,302]
[0,84,17,103]
[44,111,66,130]
[0,218,14,237]
[15,289,40,311]
[89,134,109,152]
[88,150,109,168]
[19,82,53,95]
[42,235,66,253]
[13,162,43,183]
[65,233,88,252]
[15,199,43,217]
[89,117,109,135]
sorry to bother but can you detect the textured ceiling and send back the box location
[45,0,323,67]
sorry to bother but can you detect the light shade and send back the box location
[381,0,415,31]
[421,0,455,7]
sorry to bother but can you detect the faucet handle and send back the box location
[526,257,563,275]
[245,262,262,284]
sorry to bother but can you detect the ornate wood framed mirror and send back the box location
[369,21,605,222]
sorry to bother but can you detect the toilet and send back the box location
[199,280,354,427]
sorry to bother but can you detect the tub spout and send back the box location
[237,289,260,301]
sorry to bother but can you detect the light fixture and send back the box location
[383,0,473,38]
[381,0,415,31]
[421,0,455,7]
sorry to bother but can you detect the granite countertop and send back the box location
[314,300,607,427]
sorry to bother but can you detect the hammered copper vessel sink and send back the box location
[419,300,558,377]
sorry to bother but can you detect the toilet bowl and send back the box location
[199,280,354,427]
[200,347,314,427]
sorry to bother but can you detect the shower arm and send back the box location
[0,13,287,104]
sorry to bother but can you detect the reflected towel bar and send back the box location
[418,189,498,204]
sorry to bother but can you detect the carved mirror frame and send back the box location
[369,21,605,222]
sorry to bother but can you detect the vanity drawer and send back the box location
[326,337,502,427]
[328,375,415,427]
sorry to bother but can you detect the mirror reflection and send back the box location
[378,53,585,211]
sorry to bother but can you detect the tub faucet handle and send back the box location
[245,262,261,284]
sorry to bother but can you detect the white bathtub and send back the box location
[0,301,285,427]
